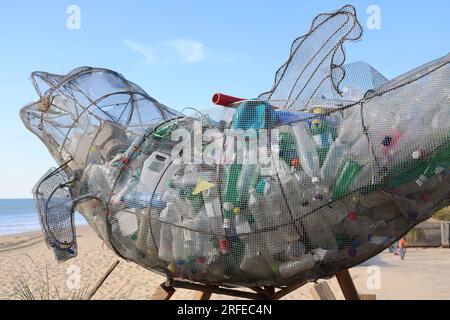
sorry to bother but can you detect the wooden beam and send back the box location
[310,282,336,300]
[335,269,360,300]
[151,283,176,300]
[170,279,264,300]
[88,260,120,300]
[193,291,212,300]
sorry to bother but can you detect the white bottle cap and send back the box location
[412,150,423,159]
[223,202,234,211]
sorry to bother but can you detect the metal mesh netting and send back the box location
[20,5,449,288]
[33,165,78,262]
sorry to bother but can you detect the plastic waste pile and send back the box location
[20,5,450,288]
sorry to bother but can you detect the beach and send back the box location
[1,225,450,300]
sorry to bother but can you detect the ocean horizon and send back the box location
[0,198,87,236]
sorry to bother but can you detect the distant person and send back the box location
[399,237,407,260]
[392,242,399,256]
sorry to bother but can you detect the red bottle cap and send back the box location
[219,239,228,253]
[421,193,431,203]
[348,211,358,221]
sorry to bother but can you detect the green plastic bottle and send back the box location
[310,119,333,167]
[389,142,450,188]
[331,136,371,200]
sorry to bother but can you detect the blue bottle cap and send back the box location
[351,239,361,248]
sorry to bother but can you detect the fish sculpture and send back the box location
[20,5,449,288]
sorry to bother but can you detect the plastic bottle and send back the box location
[322,200,350,227]
[341,215,374,239]
[331,135,371,200]
[120,191,166,209]
[222,163,242,216]
[192,210,216,259]
[171,226,186,264]
[169,171,216,189]
[158,208,173,262]
[336,110,363,146]
[259,176,303,243]
[350,161,376,191]
[310,118,333,166]
[248,188,286,258]
[417,177,450,219]
[202,187,223,233]
[302,211,337,251]
[277,161,306,212]
[320,142,349,188]
[278,253,315,278]
[115,210,138,237]
[135,207,161,261]
[236,164,260,205]
[292,123,321,180]
[286,240,306,260]
[137,151,174,191]
[239,233,274,279]
[86,164,117,202]
[359,190,392,208]
[430,105,450,144]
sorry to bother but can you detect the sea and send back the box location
[0,199,87,236]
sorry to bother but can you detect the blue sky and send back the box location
[0,0,449,199]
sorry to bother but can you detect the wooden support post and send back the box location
[151,283,176,300]
[310,282,336,300]
[263,286,275,299]
[88,260,120,300]
[335,269,360,300]
[193,291,212,300]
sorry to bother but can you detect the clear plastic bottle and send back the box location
[292,123,321,180]
[320,142,349,188]
[236,164,260,205]
[303,210,338,252]
[286,240,306,260]
[310,118,333,166]
[278,253,315,279]
[202,187,223,233]
[260,177,302,243]
[331,135,371,200]
[248,188,286,258]
[277,161,305,212]
[239,233,274,279]
[158,207,173,262]
[192,209,216,260]
[336,109,363,146]
[135,206,161,258]
[169,171,215,189]
[120,191,166,209]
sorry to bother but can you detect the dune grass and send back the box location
[433,206,450,221]
[1,255,135,300]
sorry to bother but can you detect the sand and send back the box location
[1,226,450,300]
